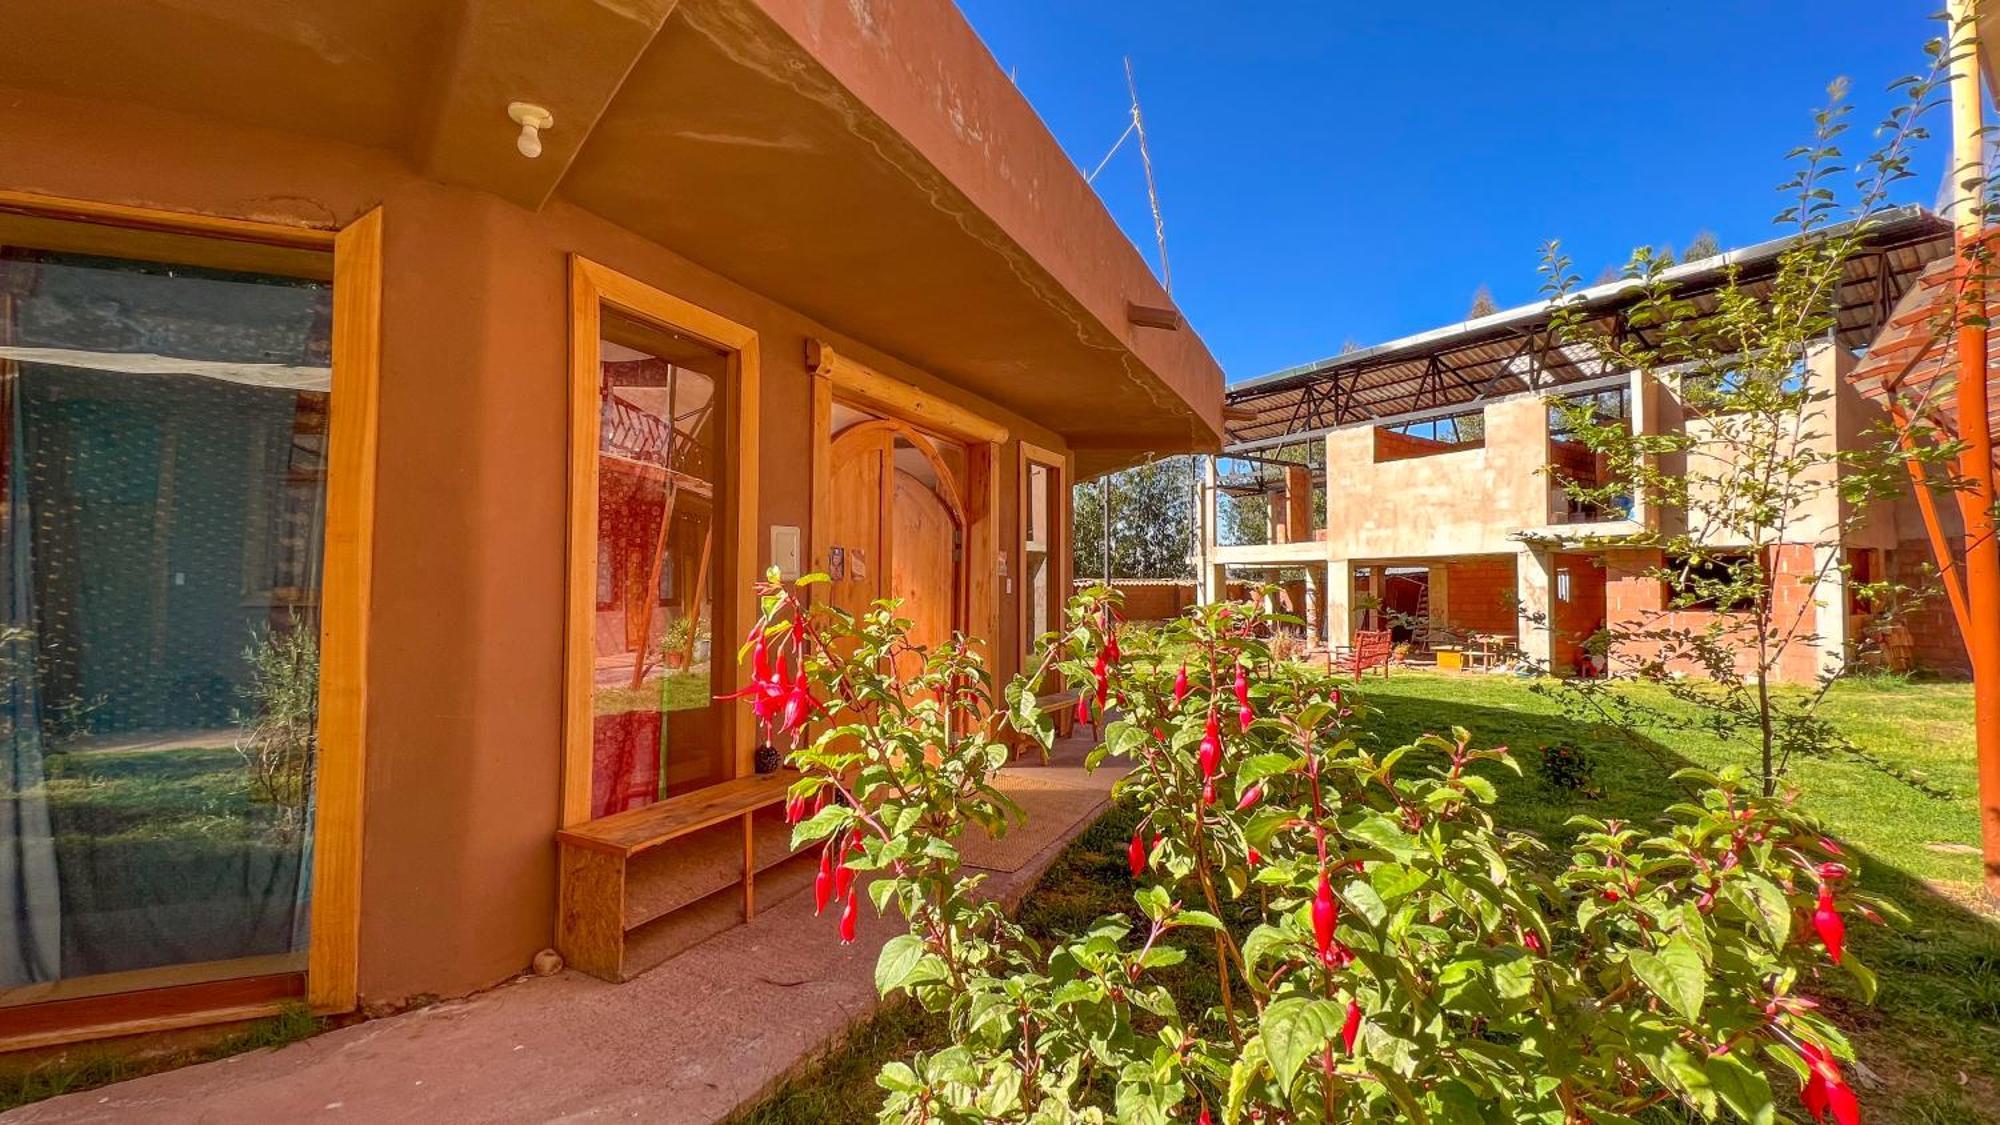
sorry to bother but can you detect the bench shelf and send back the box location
[556,772,802,982]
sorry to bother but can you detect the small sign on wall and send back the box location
[771,525,801,580]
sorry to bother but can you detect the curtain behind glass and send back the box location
[0,250,330,998]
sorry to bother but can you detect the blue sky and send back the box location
[952,1,1949,382]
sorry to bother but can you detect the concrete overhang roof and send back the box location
[0,0,1224,475]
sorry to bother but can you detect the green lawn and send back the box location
[745,670,2000,1124]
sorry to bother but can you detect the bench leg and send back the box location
[742,813,756,921]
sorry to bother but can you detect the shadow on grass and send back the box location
[1358,690,2000,1124]
[744,692,2000,1124]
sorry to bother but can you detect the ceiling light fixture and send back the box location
[507,102,554,159]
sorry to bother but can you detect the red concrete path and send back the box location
[5,739,1119,1125]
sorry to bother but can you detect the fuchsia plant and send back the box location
[742,574,1894,1122]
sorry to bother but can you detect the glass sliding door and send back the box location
[588,311,729,815]
[0,247,331,1004]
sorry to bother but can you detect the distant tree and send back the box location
[1682,229,1723,261]
[1655,244,1678,268]
[1594,264,1624,285]
[1467,284,1498,318]
[1338,338,1363,354]
[1071,455,1196,581]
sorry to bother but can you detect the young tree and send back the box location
[1467,283,1498,318]
[1536,68,1952,797]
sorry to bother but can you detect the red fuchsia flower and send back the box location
[1341,998,1363,1054]
[1246,847,1261,867]
[1233,664,1252,732]
[1128,829,1149,878]
[814,846,834,916]
[1817,861,1848,882]
[1202,779,1216,807]
[1312,871,1338,963]
[1075,691,1091,727]
[1819,836,1844,856]
[1105,630,1121,664]
[1812,885,1846,965]
[1197,1108,1211,1125]
[751,628,771,684]
[1198,712,1222,779]
[1522,929,1543,955]
[1092,650,1110,711]
[838,892,859,944]
[834,840,861,902]
[1602,888,1622,903]
[1798,1041,1860,1125]
[1235,782,1263,812]
[779,663,817,737]
[1173,664,1191,705]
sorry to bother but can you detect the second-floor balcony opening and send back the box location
[1215,447,1324,547]
[1373,407,1485,463]
[1548,385,1634,524]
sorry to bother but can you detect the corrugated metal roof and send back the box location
[1225,206,1954,451]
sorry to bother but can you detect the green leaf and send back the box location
[874,933,927,996]
[1347,813,1420,861]
[1259,997,1336,1094]
[1726,873,1791,948]
[1628,936,1706,1022]
[1705,1051,1775,1125]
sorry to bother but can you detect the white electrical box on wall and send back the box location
[771,525,802,580]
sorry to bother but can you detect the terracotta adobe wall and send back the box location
[0,86,1076,1009]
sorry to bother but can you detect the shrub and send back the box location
[751,577,1893,1123]
[1536,742,1599,797]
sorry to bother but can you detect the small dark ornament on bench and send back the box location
[755,743,783,775]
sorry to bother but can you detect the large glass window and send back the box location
[587,311,727,816]
[0,249,330,1002]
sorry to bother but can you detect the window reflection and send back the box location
[0,249,330,1001]
[589,312,727,815]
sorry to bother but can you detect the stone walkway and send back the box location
[6,739,1121,1125]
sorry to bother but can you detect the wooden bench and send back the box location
[556,773,800,982]
[1330,629,1395,682]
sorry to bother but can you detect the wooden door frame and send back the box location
[1018,440,1071,671]
[0,193,377,1028]
[807,341,1003,660]
[565,258,761,828]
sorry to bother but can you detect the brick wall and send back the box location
[1439,556,1517,637]
[1373,427,1479,464]
[1603,546,1824,682]
[1885,540,1972,677]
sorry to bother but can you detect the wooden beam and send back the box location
[417,0,681,211]
[1127,302,1184,331]
[806,340,1008,445]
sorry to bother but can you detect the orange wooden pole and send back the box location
[1886,399,1973,637]
[1947,0,2000,898]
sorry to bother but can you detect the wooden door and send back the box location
[891,468,957,678]
[825,426,892,622]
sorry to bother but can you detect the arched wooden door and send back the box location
[825,419,964,670]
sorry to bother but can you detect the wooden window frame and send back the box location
[564,258,761,828]
[805,340,1005,662]
[1018,440,1070,670]
[0,192,380,1034]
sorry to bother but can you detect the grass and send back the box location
[743,670,2000,1123]
[0,1001,324,1112]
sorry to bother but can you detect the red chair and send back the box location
[1331,630,1395,682]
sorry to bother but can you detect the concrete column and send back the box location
[1516,546,1554,670]
[1326,559,1354,650]
[1303,564,1323,648]
[1812,543,1850,680]
[1198,457,1227,604]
